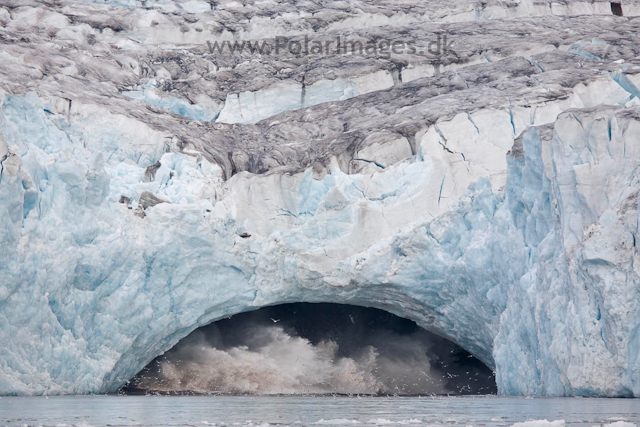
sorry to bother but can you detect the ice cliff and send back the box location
[2,0,640,396]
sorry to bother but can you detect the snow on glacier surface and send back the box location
[2,63,640,398]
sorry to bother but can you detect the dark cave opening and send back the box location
[611,2,623,16]
[122,303,497,396]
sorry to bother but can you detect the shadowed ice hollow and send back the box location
[126,304,496,395]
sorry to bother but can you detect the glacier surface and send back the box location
[1,0,640,397]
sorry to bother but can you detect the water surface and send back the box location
[1,395,639,427]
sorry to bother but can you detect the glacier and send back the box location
[2,0,640,397]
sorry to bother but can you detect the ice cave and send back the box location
[122,303,497,396]
[2,0,640,400]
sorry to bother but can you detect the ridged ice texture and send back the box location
[495,108,640,397]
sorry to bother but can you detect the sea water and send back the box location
[1,396,640,427]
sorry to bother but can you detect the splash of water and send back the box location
[128,304,496,395]
[133,325,448,395]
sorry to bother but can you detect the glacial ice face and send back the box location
[495,108,640,397]
[3,89,640,396]
[2,0,640,397]
[1,90,507,395]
